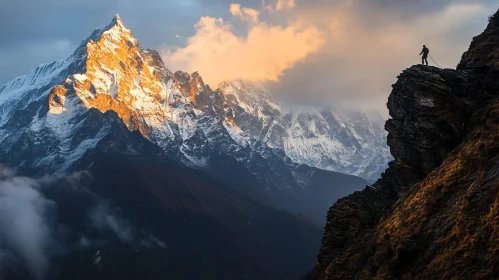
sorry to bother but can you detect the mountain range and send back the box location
[0,15,383,280]
[219,81,390,181]
[0,15,390,182]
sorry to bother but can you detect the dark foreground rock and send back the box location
[308,9,499,280]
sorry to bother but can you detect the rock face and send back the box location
[309,9,499,280]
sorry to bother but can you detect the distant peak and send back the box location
[111,14,124,27]
[88,14,134,45]
[83,14,131,46]
[105,14,126,31]
[219,80,258,91]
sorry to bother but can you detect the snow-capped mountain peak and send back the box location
[111,14,124,27]
[0,16,387,183]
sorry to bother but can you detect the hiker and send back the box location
[420,45,429,66]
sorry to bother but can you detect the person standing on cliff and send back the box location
[420,45,429,66]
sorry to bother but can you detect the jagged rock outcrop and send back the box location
[309,9,499,280]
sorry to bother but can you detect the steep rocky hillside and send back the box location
[309,9,499,280]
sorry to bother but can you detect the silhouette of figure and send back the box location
[420,45,429,66]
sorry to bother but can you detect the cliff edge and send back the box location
[309,8,499,280]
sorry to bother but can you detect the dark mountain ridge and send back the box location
[1,153,323,280]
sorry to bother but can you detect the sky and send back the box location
[0,0,497,117]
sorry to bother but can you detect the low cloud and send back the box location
[0,166,14,179]
[88,202,166,248]
[88,203,134,243]
[0,166,56,280]
[0,166,165,279]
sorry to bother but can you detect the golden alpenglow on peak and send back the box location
[96,14,135,47]
[47,15,211,145]
[112,14,123,25]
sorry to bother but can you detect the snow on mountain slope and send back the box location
[220,81,391,180]
[0,15,176,171]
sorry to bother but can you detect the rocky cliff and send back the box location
[309,9,499,280]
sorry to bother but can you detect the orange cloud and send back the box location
[229,4,244,18]
[261,0,273,12]
[162,0,491,116]
[230,3,260,23]
[276,0,295,11]
[162,13,325,85]
[242,7,260,23]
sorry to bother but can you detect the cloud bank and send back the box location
[266,1,492,114]
[0,0,496,116]
[161,0,495,116]
[0,166,56,280]
[163,3,325,86]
